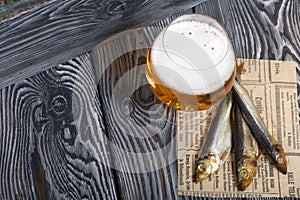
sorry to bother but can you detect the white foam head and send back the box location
[149,14,235,95]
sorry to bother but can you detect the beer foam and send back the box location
[150,15,235,95]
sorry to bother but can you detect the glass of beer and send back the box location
[146,14,236,111]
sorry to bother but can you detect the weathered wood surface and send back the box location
[1,0,300,199]
[0,0,207,89]
[92,0,300,199]
[91,11,193,199]
[0,54,119,199]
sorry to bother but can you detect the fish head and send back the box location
[194,154,219,183]
[273,144,287,174]
[237,157,258,191]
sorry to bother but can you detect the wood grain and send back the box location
[92,0,300,199]
[0,0,207,89]
[195,0,300,61]
[1,0,300,199]
[91,11,193,199]
[0,54,119,199]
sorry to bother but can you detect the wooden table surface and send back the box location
[1,0,300,199]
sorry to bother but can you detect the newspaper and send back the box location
[177,59,300,198]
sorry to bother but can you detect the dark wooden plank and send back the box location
[0,0,52,22]
[0,0,207,89]
[0,54,119,199]
[91,11,194,200]
[1,0,300,199]
[93,0,300,200]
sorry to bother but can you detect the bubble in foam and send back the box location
[149,15,235,95]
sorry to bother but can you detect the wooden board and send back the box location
[90,11,192,199]
[92,1,300,199]
[195,0,300,61]
[0,54,119,199]
[0,0,207,89]
[1,0,300,199]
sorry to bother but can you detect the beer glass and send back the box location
[146,14,236,111]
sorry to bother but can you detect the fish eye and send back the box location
[197,161,211,173]
[198,163,208,172]
[277,156,284,164]
[239,168,250,179]
[274,144,282,152]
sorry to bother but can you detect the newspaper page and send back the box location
[177,59,300,198]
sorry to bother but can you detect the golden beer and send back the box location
[146,14,236,111]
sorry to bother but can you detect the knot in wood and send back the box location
[122,97,135,116]
[51,95,68,115]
